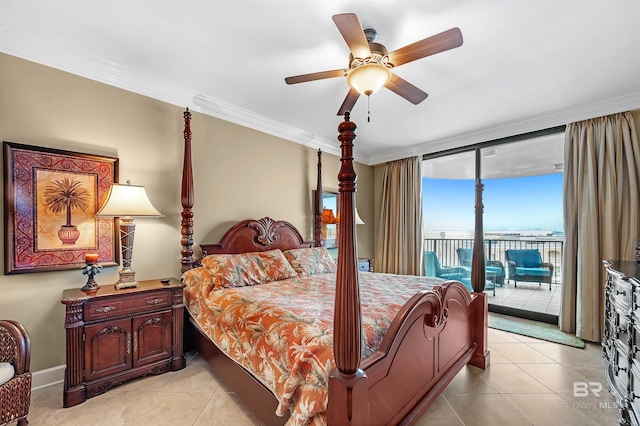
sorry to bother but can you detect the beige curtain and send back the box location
[561,111,640,342]
[375,156,423,275]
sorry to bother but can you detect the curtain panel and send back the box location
[561,111,640,342]
[375,156,423,275]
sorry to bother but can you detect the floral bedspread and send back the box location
[183,268,442,425]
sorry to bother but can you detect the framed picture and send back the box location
[3,142,119,274]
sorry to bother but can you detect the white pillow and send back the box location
[0,362,15,386]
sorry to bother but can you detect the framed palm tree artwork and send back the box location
[3,142,119,274]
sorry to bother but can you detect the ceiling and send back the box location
[1,1,639,166]
[423,132,566,179]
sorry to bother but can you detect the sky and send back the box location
[422,173,564,232]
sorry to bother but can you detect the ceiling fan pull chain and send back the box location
[367,95,371,122]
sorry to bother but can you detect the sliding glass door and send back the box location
[423,132,564,323]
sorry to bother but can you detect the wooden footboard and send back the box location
[327,281,488,425]
[186,280,488,426]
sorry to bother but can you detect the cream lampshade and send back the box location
[96,181,163,289]
[334,208,365,225]
[346,63,392,96]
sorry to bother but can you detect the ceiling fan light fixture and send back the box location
[347,63,391,96]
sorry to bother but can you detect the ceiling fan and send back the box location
[285,13,463,116]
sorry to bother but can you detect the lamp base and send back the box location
[114,269,139,290]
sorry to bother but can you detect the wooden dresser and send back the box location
[603,260,640,425]
[61,278,186,407]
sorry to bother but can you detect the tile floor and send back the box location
[489,280,562,316]
[10,327,619,426]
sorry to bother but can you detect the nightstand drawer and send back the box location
[85,290,171,321]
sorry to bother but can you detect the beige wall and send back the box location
[0,53,375,371]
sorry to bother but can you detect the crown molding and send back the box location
[3,27,637,167]
[0,28,195,109]
[0,28,372,163]
[191,95,343,160]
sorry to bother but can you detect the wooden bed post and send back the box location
[314,149,323,247]
[469,147,490,369]
[471,147,486,293]
[328,112,369,425]
[181,108,194,274]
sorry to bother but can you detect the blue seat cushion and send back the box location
[507,250,542,268]
[460,265,504,279]
[515,266,550,277]
[439,270,467,281]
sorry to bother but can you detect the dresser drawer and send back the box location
[635,285,640,323]
[85,290,172,321]
[611,276,632,309]
[630,361,640,426]
[613,304,630,342]
[633,323,640,364]
[614,340,630,389]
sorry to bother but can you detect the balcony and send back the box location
[424,237,563,317]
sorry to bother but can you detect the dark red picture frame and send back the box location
[3,142,119,274]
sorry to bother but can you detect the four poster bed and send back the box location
[179,109,490,425]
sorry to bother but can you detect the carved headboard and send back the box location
[200,217,315,257]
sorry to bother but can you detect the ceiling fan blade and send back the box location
[332,13,371,59]
[285,69,346,85]
[337,89,360,116]
[387,27,463,67]
[386,74,428,105]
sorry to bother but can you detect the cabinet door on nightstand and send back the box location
[132,311,172,367]
[84,318,132,381]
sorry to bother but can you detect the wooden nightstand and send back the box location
[61,278,186,408]
[358,258,373,272]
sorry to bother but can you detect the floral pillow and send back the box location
[181,266,216,315]
[182,266,214,293]
[201,252,266,289]
[201,250,296,289]
[254,249,298,282]
[284,247,337,277]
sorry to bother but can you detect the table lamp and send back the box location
[334,208,365,225]
[96,181,163,289]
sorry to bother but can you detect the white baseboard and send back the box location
[32,365,65,390]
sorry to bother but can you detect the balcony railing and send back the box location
[424,238,564,284]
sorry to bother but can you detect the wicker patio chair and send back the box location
[456,247,506,285]
[424,251,468,281]
[505,249,554,290]
[0,320,32,425]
